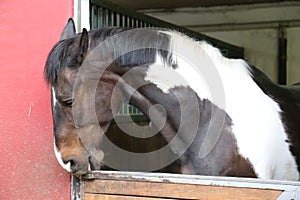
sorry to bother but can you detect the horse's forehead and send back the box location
[54,68,77,92]
[60,67,78,82]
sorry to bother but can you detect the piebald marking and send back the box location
[52,87,72,172]
[145,31,299,180]
[54,139,71,172]
[51,87,57,108]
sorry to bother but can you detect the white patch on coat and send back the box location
[144,30,299,180]
[51,87,57,108]
[54,139,71,172]
[52,88,72,172]
[145,54,210,99]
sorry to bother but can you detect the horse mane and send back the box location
[44,38,74,85]
[44,27,174,85]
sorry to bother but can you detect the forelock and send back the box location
[44,39,74,85]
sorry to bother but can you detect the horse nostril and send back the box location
[64,158,78,169]
[63,157,89,175]
[69,160,75,167]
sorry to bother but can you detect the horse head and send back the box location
[45,19,122,175]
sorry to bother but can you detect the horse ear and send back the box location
[60,18,76,41]
[79,28,89,55]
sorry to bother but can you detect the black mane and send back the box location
[44,38,74,85]
[44,27,174,85]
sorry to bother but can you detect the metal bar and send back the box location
[83,171,300,191]
[131,18,134,27]
[127,17,131,27]
[90,5,95,30]
[105,9,109,26]
[97,6,101,28]
[121,102,124,114]
[122,15,125,27]
[116,13,120,26]
[111,10,115,26]
[102,7,106,27]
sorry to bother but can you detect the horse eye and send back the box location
[62,99,73,107]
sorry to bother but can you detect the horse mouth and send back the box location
[68,152,104,176]
[71,158,102,176]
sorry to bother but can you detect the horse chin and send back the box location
[89,151,103,171]
[72,169,89,176]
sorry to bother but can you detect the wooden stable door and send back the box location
[72,171,300,200]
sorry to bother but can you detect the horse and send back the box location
[45,18,300,180]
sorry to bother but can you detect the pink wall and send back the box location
[0,1,73,199]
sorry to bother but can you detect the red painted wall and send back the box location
[0,1,73,199]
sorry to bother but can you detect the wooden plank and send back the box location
[84,179,282,200]
[85,193,177,200]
